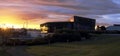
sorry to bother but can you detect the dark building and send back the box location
[40,16,96,33]
[40,22,74,33]
[73,16,96,30]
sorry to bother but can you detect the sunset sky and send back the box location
[0,0,120,29]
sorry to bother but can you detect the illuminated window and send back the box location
[41,26,48,33]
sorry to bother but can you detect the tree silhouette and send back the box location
[100,26,106,31]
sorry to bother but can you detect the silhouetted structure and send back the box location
[107,24,120,31]
[73,16,96,31]
[40,16,96,33]
[41,22,74,33]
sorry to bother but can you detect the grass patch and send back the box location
[26,34,120,56]
[0,47,10,56]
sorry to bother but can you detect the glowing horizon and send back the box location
[0,9,40,29]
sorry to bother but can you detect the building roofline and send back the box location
[74,16,95,20]
[41,21,73,25]
[40,16,96,25]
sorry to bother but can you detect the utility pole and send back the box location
[26,19,28,29]
[23,17,29,29]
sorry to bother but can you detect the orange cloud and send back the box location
[0,9,41,29]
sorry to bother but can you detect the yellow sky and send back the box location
[0,9,40,29]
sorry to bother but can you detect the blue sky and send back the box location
[0,0,120,27]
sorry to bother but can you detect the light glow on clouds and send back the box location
[0,0,120,29]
